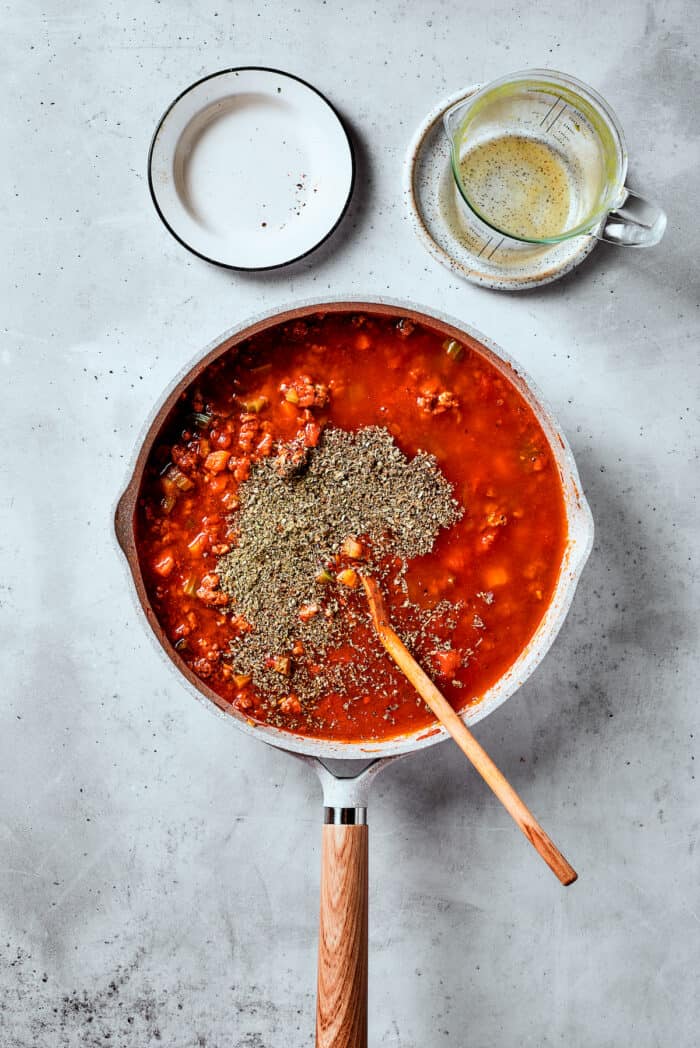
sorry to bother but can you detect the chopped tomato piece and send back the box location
[432,649,461,679]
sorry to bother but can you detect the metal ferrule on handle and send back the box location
[324,807,368,825]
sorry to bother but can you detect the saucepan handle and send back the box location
[316,809,368,1048]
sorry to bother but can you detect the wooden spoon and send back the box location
[361,575,577,886]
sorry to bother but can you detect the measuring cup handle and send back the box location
[595,187,667,247]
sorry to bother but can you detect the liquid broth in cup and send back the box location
[444,69,666,250]
[458,135,574,241]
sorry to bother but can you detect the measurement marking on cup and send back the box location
[477,237,493,258]
[487,237,505,259]
[540,96,562,126]
[547,103,568,133]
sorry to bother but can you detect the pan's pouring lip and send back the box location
[114,296,594,760]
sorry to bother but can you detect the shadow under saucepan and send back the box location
[367,441,683,1040]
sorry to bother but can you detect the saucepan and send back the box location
[114,298,593,1047]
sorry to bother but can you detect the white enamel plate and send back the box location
[148,68,355,270]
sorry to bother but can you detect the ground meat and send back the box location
[238,414,261,453]
[273,440,311,478]
[192,657,213,678]
[171,444,198,471]
[280,375,329,409]
[417,388,459,414]
[196,573,230,607]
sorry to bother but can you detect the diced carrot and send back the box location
[484,565,509,588]
[337,568,359,588]
[205,450,230,473]
[266,655,292,676]
[355,333,371,350]
[299,603,320,622]
[279,400,299,420]
[153,551,175,577]
[182,573,198,596]
[187,531,208,554]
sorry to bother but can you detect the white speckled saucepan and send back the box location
[115,299,593,1046]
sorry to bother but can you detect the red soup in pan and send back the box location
[135,311,567,741]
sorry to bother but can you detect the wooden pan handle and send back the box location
[316,823,368,1048]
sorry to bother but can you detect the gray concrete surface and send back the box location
[2,1,698,1045]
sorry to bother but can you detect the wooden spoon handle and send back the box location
[361,575,577,886]
[416,683,577,886]
[316,823,368,1048]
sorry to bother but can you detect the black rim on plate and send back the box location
[147,67,357,272]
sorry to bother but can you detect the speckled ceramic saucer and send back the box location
[404,86,597,291]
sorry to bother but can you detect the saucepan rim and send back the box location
[114,296,594,759]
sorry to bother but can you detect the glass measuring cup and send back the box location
[443,69,666,250]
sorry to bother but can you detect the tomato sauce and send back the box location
[136,312,567,741]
